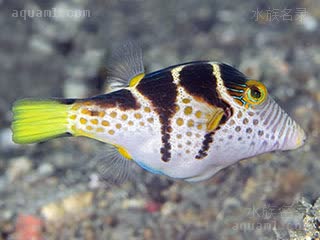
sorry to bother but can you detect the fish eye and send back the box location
[243,80,267,106]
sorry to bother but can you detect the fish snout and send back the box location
[281,121,306,150]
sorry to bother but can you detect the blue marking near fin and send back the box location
[135,161,164,176]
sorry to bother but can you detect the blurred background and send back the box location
[0,0,319,239]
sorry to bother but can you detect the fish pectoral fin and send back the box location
[105,41,145,93]
[206,107,225,132]
[96,143,133,185]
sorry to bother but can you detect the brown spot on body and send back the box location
[243,118,249,124]
[90,119,98,125]
[81,108,101,117]
[121,114,128,120]
[102,120,110,126]
[144,107,151,112]
[110,112,117,118]
[176,118,184,126]
[253,119,259,125]
[97,127,104,132]
[81,109,90,115]
[182,98,191,104]
[246,128,253,133]
[80,118,87,124]
[184,106,193,115]
[90,110,100,116]
[134,113,142,119]
[71,103,80,110]
[187,119,194,127]
[195,111,202,118]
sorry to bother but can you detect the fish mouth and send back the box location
[294,125,307,149]
[282,123,307,150]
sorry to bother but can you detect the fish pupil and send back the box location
[250,87,261,99]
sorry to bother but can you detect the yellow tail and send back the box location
[12,99,70,144]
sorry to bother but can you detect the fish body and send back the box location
[12,44,306,182]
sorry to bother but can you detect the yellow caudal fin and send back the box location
[12,99,71,144]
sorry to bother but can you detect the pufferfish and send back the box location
[11,43,306,182]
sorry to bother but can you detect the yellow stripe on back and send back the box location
[129,73,145,87]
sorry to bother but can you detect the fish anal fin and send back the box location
[206,108,225,132]
[96,144,133,185]
[105,41,145,93]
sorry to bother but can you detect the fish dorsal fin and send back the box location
[206,108,225,132]
[96,143,133,185]
[105,41,145,93]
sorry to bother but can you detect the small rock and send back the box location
[144,201,161,213]
[298,13,318,32]
[62,191,94,214]
[41,202,65,223]
[241,177,258,201]
[15,214,43,240]
[143,227,154,240]
[37,163,54,177]
[104,216,118,227]
[121,198,145,209]
[41,191,93,223]
[161,202,176,216]
[1,210,13,221]
[0,128,18,151]
[88,173,100,189]
[6,157,33,182]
